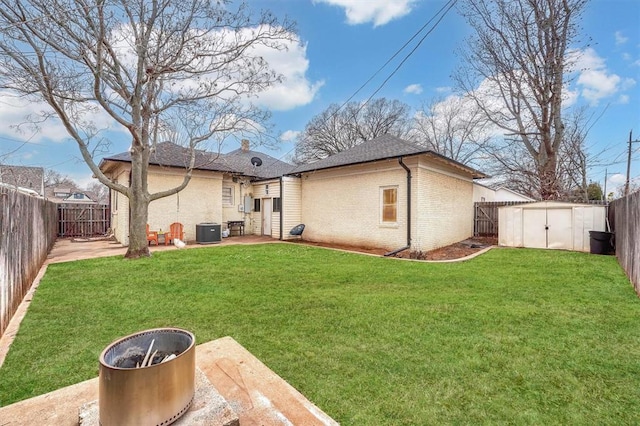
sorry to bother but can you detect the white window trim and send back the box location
[222,185,234,206]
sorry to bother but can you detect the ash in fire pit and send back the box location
[99,328,195,426]
[112,342,180,369]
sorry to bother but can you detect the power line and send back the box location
[266,0,458,167]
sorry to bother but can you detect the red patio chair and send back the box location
[165,222,184,245]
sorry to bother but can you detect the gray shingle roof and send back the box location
[220,148,295,179]
[289,134,486,178]
[100,142,294,179]
[100,135,486,180]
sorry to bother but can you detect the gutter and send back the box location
[279,176,283,241]
[384,157,412,257]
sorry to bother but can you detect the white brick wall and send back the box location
[301,160,408,251]
[414,159,474,251]
[105,154,475,251]
[146,168,223,242]
[300,156,475,252]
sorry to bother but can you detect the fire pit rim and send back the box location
[99,327,195,370]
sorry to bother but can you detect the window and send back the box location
[273,197,281,212]
[381,187,397,223]
[222,186,233,206]
[254,198,261,212]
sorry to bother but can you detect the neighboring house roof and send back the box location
[99,142,294,179]
[45,185,96,203]
[0,181,41,196]
[289,134,487,179]
[0,164,44,195]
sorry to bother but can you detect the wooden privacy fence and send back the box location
[474,201,532,237]
[610,191,640,296]
[58,203,110,237]
[0,187,57,338]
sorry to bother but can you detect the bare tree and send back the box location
[455,0,588,200]
[410,95,492,167]
[44,170,78,190]
[86,181,108,204]
[0,0,296,257]
[294,98,412,164]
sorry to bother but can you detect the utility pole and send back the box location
[624,130,640,197]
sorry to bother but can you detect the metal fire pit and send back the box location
[99,328,195,426]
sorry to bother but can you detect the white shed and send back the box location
[498,201,607,252]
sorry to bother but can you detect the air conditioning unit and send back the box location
[196,223,221,244]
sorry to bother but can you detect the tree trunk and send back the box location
[125,149,151,259]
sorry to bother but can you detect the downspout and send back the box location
[279,176,284,241]
[384,157,412,257]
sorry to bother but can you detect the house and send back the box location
[473,181,535,202]
[99,140,294,245]
[0,164,44,196]
[99,135,486,253]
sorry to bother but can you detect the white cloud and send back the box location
[0,91,72,143]
[280,130,300,142]
[618,94,630,104]
[403,84,423,95]
[615,31,628,45]
[252,37,324,111]
[571,48,624,105]
[578,69,621,104]
[314,0,416,27]
[435,86,452,94]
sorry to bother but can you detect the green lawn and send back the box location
[1,244,638,424]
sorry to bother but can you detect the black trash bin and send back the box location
[589,231,614,255]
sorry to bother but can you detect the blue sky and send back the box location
[1,0,638,195]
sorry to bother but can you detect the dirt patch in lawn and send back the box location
[292,236,497,261]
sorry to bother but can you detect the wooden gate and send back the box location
[474,201,532,237]
[58,203,110,237]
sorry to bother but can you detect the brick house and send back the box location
[99,135,486,253]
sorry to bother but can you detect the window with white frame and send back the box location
[381,186,398,223]
[222,186,234,206]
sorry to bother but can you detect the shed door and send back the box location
[262,198,272,236]
[523,209,547,248]
[547,209,572,250]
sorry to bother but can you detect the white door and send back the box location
[262,198,272,236]
[547,209,573,250]
[523,209,547,248]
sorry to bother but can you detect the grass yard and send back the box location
[0,243,639,424]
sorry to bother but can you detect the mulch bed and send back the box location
[292,237,497,261]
